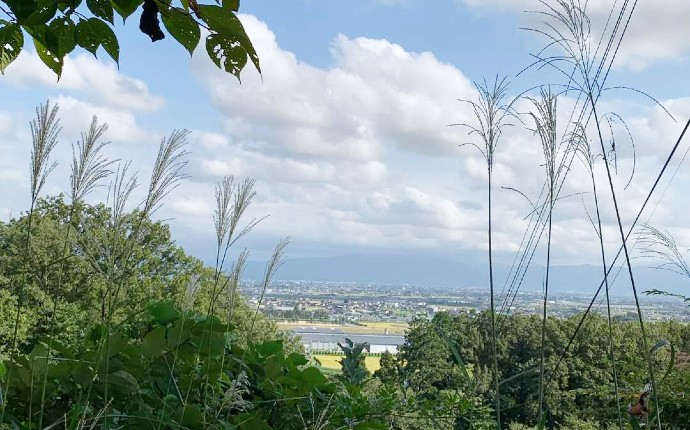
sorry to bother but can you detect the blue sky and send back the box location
[2,0,690,281]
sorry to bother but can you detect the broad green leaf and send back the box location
[34,38,63,78]
[107,369,139,395]
[265,356,283,378]
[45,17,77,57]
[161,7,200,56]
[104,333,129,358]
[197,331,226,356]
[301,366,328,387]
[4,0,39,23]
[288,352,308,366]
[25,0,58,25]
[29,343,50,372]
[71,363,94,386]
[142,326,167,357]
[24,23,50,51]
[198,4,260,73]
[0,22,24,73]
[47,360,73,379]
[86,0,114,23]
[192,316,227,333]
[255,340,283,357]
[112,0,142,22]
[0,362,6,378]
[76,17,119,63]
[205,33,247,80]
[167,319,191,349]
[223,0,240,12]
[148,301,181,324]
[58,0,84,12]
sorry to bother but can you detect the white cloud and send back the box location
[1,12,689,271]
[4,52,164,112]
[49,95,159,144]
[192,15,476,159]
[460,0,690,70]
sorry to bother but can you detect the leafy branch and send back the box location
[0,0,260,79]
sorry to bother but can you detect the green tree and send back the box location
[374,350,399,385]
[0,194,282,352]
[0,0,259,79]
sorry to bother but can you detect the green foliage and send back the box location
[0,195,283,354]
[0,303,282,427]
[380,310,690,429]
[0,0,259,79]
[0,301,402,429]
[0,102,404,429]
[338,338,369,386]
[373,351,399,385]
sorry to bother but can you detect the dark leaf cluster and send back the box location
[0,0,259,79]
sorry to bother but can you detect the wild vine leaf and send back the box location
[161,7,200,56]
[205,32,247,79]
[141,326,167,357]
[2,0,37,22]
[223,0,240,12]
[111,0,142,22]
[0,21,23,73]
[45,17,77,57]
[5,0,56,25]
[26,0,58,25]
[0,0,259,78]
[107,369,139,395]
[198,4,260,74]
[86,0,114,24]
[34,38,63,77]
[76,17,120,63]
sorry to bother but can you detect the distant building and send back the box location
[293,328,405,354]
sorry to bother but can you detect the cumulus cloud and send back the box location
[169,14,690,262]
[1,12,689,270]
[192,15,476,159]
[48,95,159,144]
[4,53,165,112]
[169,16,686,258]
[460,0,690,70]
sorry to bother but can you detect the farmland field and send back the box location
[361,321,408,334]
[277,321,408,335]
[312,354,382,373]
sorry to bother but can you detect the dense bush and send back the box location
[0,300,397,429]
[374,311,690,429]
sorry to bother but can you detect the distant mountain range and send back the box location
[243,252,690,296]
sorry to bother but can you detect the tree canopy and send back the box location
[378,310,690,429]
[0,0,259,79]
[0,194,281,354]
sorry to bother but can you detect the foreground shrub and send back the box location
[0,300,396,429]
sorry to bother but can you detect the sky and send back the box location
[2,0,690,287]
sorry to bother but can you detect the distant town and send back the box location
[240,280,690,371]
[242,280,690,324]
